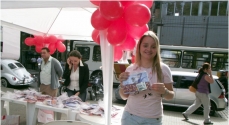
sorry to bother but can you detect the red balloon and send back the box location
[121,1,135,8]
[35,45,43,53]
[99,1,124,20]
[114,47,123,62]
[24,37,34,46]
[118,34,136,51]
[91,9,112,30]
[107,18,127,46]
[34,36,44,46]
[44,36,50,44]
[92,29,100,44]
[50,50,55,55]
[48,43,56,53]
[56,42,66,53]
[124,3,151,27]
[47,35,57,44]
[127,24,149,40]
[134,1,153,8]
[90,0,100,6]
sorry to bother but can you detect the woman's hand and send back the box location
[67,58,72,69]
[152,83,174,100]
[118,72,130,100]
[119,72,129,82]
[151,83,167,94]
[208,68,212,75]
[75,92,80,96]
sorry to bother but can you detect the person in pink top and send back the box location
[119,31,174,125]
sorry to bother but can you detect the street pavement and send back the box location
[0,69,228,125]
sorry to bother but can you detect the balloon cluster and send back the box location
[24,35,66,55]
[90,0,152,61]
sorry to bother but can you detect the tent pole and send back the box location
[46,8,62,35]
[100,30,114,125]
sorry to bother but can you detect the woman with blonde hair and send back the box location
[119,31,174,125]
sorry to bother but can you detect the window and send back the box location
[15,62,24,68]
[172,75,179,88]
[212,53,228,71]
[179,76,195,89]
[167,2,175,16]
[183,2,192,16]
[191,1,199,16]
[93,46,101,62]
[218,1,227,16]
[182,51,211,69]
[175,1,184,16]
[202,2,210,16]
[161,50,181,68]
[74,46,90,62]
[8,63,17,69]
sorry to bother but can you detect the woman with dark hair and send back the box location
[182,63,214,124]
[62,50,89,102]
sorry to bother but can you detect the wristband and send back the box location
[161,88,169,98]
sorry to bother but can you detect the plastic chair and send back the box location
[43,120,92,125]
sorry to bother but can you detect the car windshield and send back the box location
[15,62,24,68]
[8,63,17,69]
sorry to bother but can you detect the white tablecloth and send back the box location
[1,97,124,125]
[77,106,124,125]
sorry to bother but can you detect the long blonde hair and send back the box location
[135,31,163,82]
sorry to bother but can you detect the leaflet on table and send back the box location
[122,71,150,94]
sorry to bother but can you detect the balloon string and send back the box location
[46,8,62,35]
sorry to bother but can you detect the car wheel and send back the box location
[210,101,216,116]
[1,78,9,87]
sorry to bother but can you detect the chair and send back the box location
[43,120,92,125]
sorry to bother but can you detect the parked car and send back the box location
[1,59,35,87]
[115,71,227,115]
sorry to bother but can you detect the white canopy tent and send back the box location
[1,0,114,125]
[1,7,96,41]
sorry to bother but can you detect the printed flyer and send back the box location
[122,71,150,94]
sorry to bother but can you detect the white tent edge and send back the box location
[1,1,97,9]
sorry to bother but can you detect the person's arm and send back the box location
[54,59,63,78]
[80,63,89,94]
[162,83,174,100]
[119,85,129,100]
[63,62,71,79]
[205,74,214,84]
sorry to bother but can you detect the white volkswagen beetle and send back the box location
[1,59,35,87]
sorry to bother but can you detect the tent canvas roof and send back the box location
[1,1,97,40]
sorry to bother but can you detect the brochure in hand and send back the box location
[122,71,150,94]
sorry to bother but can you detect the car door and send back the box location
[162,75,179,106]
[174,75,196,107]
